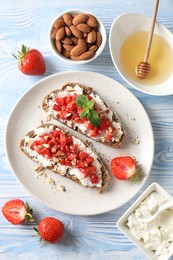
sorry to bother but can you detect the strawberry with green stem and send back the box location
[34,217,64,244]
[2,199,34,225]
[13,44,46,75]
[111,156,143,182]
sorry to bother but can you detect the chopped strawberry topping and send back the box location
[30,128,99,183]
[52,93,116,140]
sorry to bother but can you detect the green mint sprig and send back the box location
[75,94,101,127]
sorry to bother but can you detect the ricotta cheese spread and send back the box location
[127,192,173,258]
[24,125,103,188]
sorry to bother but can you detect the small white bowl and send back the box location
[109,13,173,96]
[49,9,106,64]
[117,182,173,260]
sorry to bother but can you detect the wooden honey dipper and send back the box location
[136,0,159,79]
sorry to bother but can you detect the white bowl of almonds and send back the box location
[49,9,106,64]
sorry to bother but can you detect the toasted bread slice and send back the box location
[20,124,109,192]
[42,83,125,148]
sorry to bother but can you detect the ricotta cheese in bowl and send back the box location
[117,183,173,260]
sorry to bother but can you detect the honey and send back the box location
[120,31,173,85]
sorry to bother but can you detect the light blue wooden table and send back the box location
[1,1,173,259]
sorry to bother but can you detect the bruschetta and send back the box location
[42,83,125,148]
[20,124,109,192]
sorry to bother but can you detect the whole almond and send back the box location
[70,25,83,39]
[71,36,78,45]
[96,31,102,46]
[62,49,71,58]
[87,29,96,43]
[70,55,80,61]
[51,27,59,39]
[63,13,73,27]
[70,44,87,56]
[63,44,74,51]
[78,39,87,47]
[87,14,98,27]
[76,23,91,33]
[56,27,65,41]
[55,40,62,53]
[54,18,65,29]
[65,26,72,37]
[89,45,98,52]
[78,50,95,60]
[72,14,88,25]
[61,37,73,45]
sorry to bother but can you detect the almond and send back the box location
[65,26,72,37]
[63,44,74,51]
[55,27,65,41]
[72,14,88,26]
[70,55,80,61]
[76,23,91,33]
[61,37,73,45]
[54,18,65,29]
[87,14,98,27]
[63,13,73,27]
[87,29,96,43]
[83,32,88,38]
[89,45,98,52]
[78,39,87,47]
[62,49,70,58]
[55,40,62,53]
[71,36,78,45]
[70,25,83,39]
[96,31,102,46]
[78,50,95,60]
[70,44,87,56]
[51,27,59,39]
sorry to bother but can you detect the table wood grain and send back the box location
[1,0,173,259]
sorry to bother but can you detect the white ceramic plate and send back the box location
[5,71,154,215]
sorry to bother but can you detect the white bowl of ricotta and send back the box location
[117,182,173,260]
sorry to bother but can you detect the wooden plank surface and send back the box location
[0,0,173,259]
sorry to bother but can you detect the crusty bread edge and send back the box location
[42,83,125,148]
[20,123,109,193]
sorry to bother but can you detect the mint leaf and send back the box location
[88,99,94,109]
[80,108,89,119]
[88,110,101,127]
[75,94,89,108]
[75,94,101,127]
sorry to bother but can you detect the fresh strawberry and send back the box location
[13,44,46,75]
[2,199,34,225]
[111,156,143,181]
[34,217,64,244]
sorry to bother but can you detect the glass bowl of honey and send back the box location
[109,13,173,96]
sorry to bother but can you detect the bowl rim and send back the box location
[109,12,173,96]
[48,9,107,64]
[116,182,173,259]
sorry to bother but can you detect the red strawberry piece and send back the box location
[34,217,64,244]
[13,44,46,75]
[90,173,99,184]
[111,156,137,180]
[2,199,34,225]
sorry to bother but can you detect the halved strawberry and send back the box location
[2,199,34,225]
[111,156,138,180]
